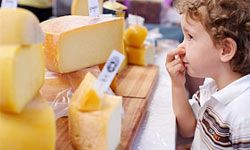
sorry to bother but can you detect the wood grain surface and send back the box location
[115,65,158,98]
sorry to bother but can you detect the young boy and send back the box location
[166,0,250,149]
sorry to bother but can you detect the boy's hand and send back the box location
[166,48,186,86]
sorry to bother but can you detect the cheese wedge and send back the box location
[124,25,148,48]
[41,16,124,73]
[0,44,44,113]
[0,95,55,150]
[71,0,103,16]
[69,94,122,150]
[0,8,43,45]
[126,44,155,66]
[72,72,102,111]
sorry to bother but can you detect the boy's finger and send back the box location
[166,48,185,63]
[166,57,182,68]
[166,58,184,74]
[171,64,185,75]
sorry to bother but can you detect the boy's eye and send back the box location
[184,33,194,41]
[188,34,193,39]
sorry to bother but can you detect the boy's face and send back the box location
[180,14,222,78]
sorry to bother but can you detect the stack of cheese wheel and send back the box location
[0,8,55,150]
[124,25,155,66]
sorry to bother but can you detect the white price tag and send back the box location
[95,50,125,93]
[1,0,17,8]
[88,0,100,17]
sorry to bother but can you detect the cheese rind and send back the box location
[0,95,56,150]
[0,44,45,113]
[69,94,122,150]
[71,0,103,16]
[126,44,154,66]
[41,16,124,73]
[0,8,43,45]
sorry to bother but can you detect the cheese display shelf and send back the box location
[41,65,158,150]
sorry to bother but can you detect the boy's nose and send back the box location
[177,42,186,55]
[177,42,185,49]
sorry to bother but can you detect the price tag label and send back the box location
[95,50,125,93]
[88,0,100,17]
[1,0,17,8]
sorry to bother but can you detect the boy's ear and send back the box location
[219,38,237,62]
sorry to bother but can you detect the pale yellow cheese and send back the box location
[126,44,155,66]
[0,44,45,113]
[41,15,124,73]
[0,8,43,45]
[69,72,122,150]
[69,94,122,150]
[0,95,55,150]
[72,72,102,111]
[71,0,103,16]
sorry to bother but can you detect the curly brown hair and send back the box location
[174,0,250,75]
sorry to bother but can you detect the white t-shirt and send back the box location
[189,75,250,149]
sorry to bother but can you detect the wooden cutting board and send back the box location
[115,65,158,99]
[42,65,158,150]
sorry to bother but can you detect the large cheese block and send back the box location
[0,8,43,45]
[71,0,103,16]
[41,15,124,73]
[72,72,102,111]
[0,44,44,113]
[69,94,122,150]
[126,44,154,66]
[0,95,55,150]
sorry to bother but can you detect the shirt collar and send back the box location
[212,74,250,105]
